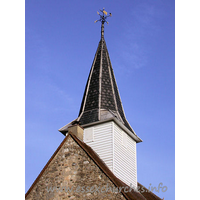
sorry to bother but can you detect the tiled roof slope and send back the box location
[26,132,162,200]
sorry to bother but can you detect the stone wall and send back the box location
[26,135,126,200]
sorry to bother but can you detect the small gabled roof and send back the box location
[26,132,161,200]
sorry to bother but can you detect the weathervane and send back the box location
[94,8,112,24]
[95,8,112,38]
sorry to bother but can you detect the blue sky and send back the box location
[25,0,175,199]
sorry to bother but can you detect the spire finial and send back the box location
[94,8,112,38]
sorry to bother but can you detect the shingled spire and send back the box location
[78,36,134,132]
[59,9,140,140]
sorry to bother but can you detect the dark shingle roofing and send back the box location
[78,37,134,131]
[59,34,141,140]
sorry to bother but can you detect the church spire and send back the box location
[59,9,142,143]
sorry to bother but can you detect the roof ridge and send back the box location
[69,133,146,200]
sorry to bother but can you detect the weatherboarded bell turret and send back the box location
[59,8,142,188]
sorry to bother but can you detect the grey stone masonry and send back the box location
[26,135,126,200]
